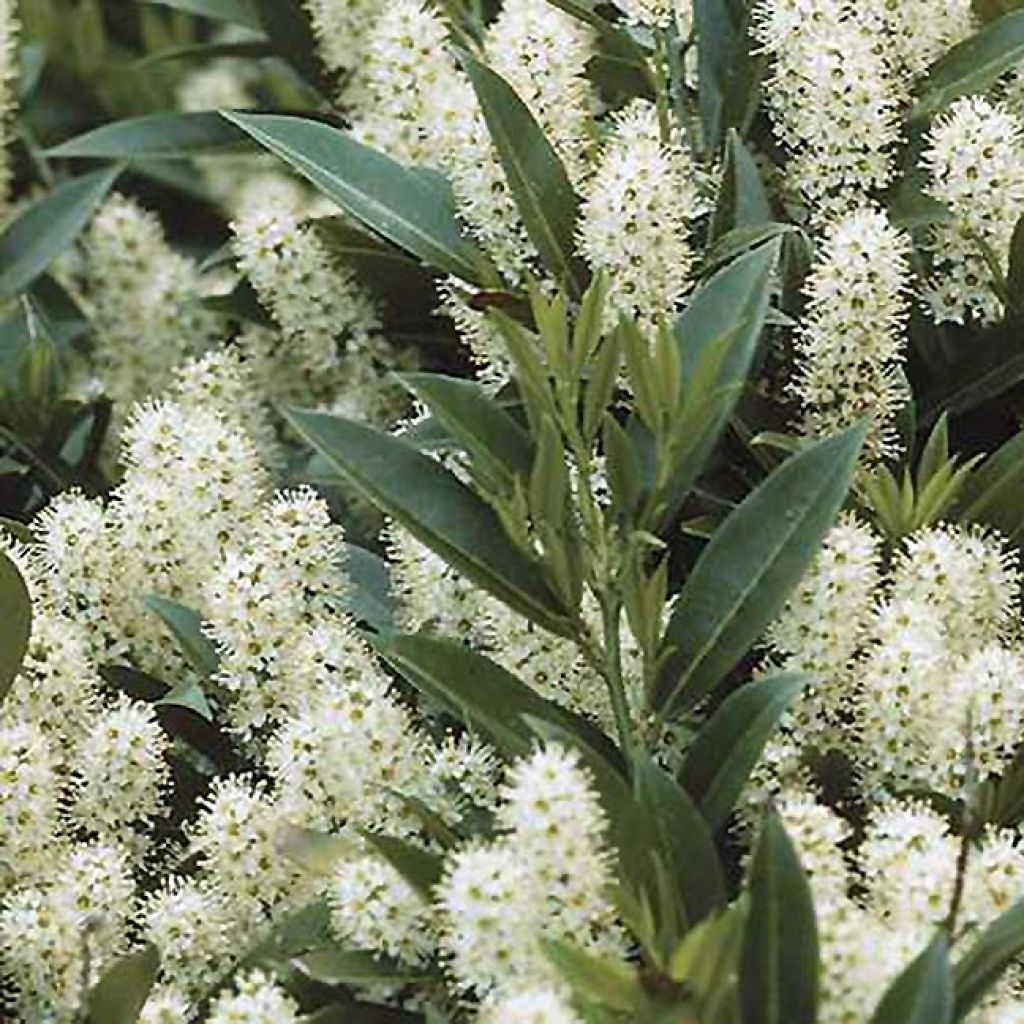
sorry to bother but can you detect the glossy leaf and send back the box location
[0,551,31,704]
[871,934,952,1024]
[0,166,119,299]
[680,672,807,830]
[285,409,573,636]
[461,54,585,296]
[652,425,864,718]
[145,595,219,678]
[294,949,431,986]
[87,945,159,1024]
[342,543,394,634]
[139,0,260,28]
[224,113,486,283]
[48,113,248,159]
[953,898,1024,1020]
[740,813,819,1024]
[376,631,617,762]
[634,755,727,932]
[660,238,782,522]
[912,10,1024,119]
[400,372,534,480]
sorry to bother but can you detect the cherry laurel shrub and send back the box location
[4,0,1024,1022]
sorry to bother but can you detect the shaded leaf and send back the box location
[294,949,431,987]
[249,0,330,93]
[224,113,487,283]
[953,899,1024,1020]
[652,426,864,719]
[0,551,31,704]
[461,54,585,296]
[710,130,773,241]
[139,0,260,29]
[285,409,573,636]
[48,113,248,159]
[740,813,818,1024]
[360,831,442,900]
[680,672,806,831]
[87,945,159,1024]
[871,933,952,1024]
[912,10,1024,119]
[145,595,219,678]
[0,166,120,299]
[342,543,394,634]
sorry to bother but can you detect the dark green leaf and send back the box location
[224,113,487,283]
[634,754,727,932]
[139,0,261,29]
[137,40,273,67]
[740,814,818,1024]
[710,130,773,241]
[0,167,120,299]
[1007,214,1024,312]
[48,113,248,159]
[284,409,573,636]
[912,10,1024,119]
[145,595,219,677]
[461,53,585,296]
[0,552,31,703]
[958,429,1024,539]
[87,945,159,1024]
[294,949,431,986]
[342,543,394,634]
[401,372,534,480]
[871,934,952,1024]
[249,0,329,93]
[652,425,864,718]
[376,632,618,763]
[953,899,1024,1020]
[360,831,442,900]
[303,1003,424,1024]
[659,238,782,522]
[202,280,273,327]
[680,672,806,831]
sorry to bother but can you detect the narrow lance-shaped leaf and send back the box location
[953,898,1024,1020]
[740,813,819,1024]
[0,551,31,704]
[461,53,586,297]
[911,10,1024,120]
[285,408,574,636]
[651,424,865,719]
[871,933,953,1024]
[87,945,160,1024]
[376,632,619,763]
[0,166,120,299]
[224,113,488,284]
[680,672,807,831]
[48,113,248,159]
[139,0,261,29]
[145,595,219,678]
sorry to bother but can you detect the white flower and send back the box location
[480,985,584,1024]
[329,854,436,964]
[578,100,704,328]
[924,96,1024,325]
[207,970,300,1024]
[790,206,911,456]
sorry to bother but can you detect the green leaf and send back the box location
[740,813,818,1024]
[249,0,329,93]
[360,831,442,900]
[871,934,952,1024]
[224,113,487,283]
[1007,214,1024,313]
[48,113,248,159]
[680,673,806,831]
[400,372,534,481]
[0,166,119,300]
[710,130,773,241]
[541,939,646,1012]
[911,10,1024,120]
[284,409,573,636]
[633,755,727,934]
[138,0,260,29]
[342,543,394,634]
[303,1004,424,1024]
[144,595,219,678]
[461,53,585,296]
[652,425,864,719]
[953,899,1024,1020]
[376,632,617,762]
[87,945,159,1024]
[957,429,1024,539]
[293,949,431,986]
[659,238,782,522]
[0,552,31,704]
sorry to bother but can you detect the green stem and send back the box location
[652,29,673,145]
